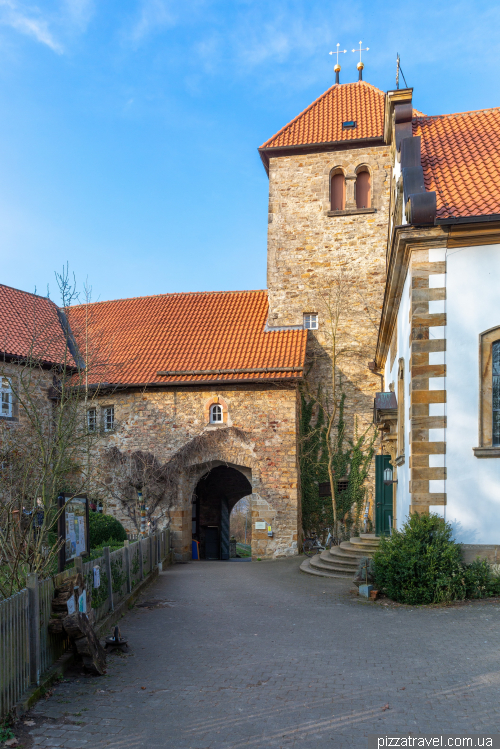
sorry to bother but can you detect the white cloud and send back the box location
[0,0,96,53]
[0,0,63,52]
[127,0,176,46]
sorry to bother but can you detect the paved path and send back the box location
[27,558,500,748]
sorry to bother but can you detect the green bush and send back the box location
[89,512,127,549]
[373,513,490,605]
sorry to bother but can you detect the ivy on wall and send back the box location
[300,389,377,539]
[299,391,331,535]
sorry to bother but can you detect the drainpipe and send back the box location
[368,361,385,455]
[368,360,384,392]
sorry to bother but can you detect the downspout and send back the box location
[368,361,385,456]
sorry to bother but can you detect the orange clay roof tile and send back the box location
[414,107,500,219]
[260,81,386,149]
[0,284,75,366]
[67,290,307,387]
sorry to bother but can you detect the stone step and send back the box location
[349,536,380,549]
[318,550,358,568]
[310,554,356,576]
[299,556,353,580]
[316,551,358,574]
[311,554,353,580]
[328,543,375,559]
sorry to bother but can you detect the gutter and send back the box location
[76,375,303,393]
[435,214,500,225]
[156,366,303,376]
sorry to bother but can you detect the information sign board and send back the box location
[58,494,90,570]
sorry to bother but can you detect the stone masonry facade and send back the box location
[266,145,391,447]
[92,384,300,560]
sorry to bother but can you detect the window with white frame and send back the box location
[303,314,318,330]
[103,406,114,432]
[87,408,97,432]
[209,404,223,423]
[1,378,13,418]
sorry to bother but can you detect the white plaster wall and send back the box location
[384,269,411,530]
[446,243,500,543]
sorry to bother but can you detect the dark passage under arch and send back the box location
[192,466,252,560]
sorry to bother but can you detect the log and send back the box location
[54,574,83,597]
[62,612,107,675]
[47,619,65,635]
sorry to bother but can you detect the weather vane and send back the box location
[352,41,369,80]
[396,53,408,90]
[329,43,347,84]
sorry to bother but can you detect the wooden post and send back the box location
[103,546,114,612]
[26,573,40,686]
[123,541,131,594]
[57,494,66,574]
[74,556,83,575]
[139,539,144,581]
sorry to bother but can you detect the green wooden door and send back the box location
[375,454,394,535]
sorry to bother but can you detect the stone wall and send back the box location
[91,383,300,560]
[0,361,53,426]
[266,146,391,500]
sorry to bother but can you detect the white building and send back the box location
[373,88,500,560]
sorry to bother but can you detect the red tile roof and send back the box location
[67,290,307,387]
[260,81,385,149]
[0,284,75,366]
[414,107,500,220]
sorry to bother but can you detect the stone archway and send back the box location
[192,465,252,560]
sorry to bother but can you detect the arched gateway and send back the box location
[192,465,252,560]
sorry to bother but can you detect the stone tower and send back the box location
[259,78,391,457]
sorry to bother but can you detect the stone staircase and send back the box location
[299,534,380,579]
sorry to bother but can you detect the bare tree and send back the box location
[100,448,173,533]
[301,266,378,538]
[99,427,248,535]
[0,268,109,598]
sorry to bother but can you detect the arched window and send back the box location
[330,169,345,211]
[210,403,223,423]
[355,167,371,209]
[493,340,500,446]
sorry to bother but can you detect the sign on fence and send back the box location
[57,494,90,571]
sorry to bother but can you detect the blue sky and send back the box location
[0,0,499,304]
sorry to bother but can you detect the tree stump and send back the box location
[62,612,107,674]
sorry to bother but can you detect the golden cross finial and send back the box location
[329,43,347,67]
[352,40,369,67]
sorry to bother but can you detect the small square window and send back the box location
[304,314,318,330]
[103,406,114,432]
[87,408,97,432]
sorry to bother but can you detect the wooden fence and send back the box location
[0,529,170,720]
